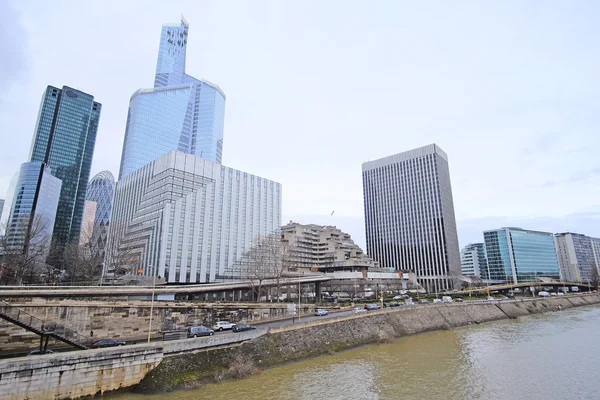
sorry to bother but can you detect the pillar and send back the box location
[315,281,322,303]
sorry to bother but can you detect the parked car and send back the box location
[91,339,126,348]
[557,292,565,296]
[364,303,381,310]
[353,307,366,313]
[454,298,464,302]
[389,301,400,307]
[314,308,329,316]
[433,299,443,304]
[442,296,453,303]
[212,321,236,331]
[232,324,256,333]
[187,325,215,338]
[418,299,429,304]
[404,300,415,306]
[28,349,55,356]
[393,295,409,300]
[538,291,550,297]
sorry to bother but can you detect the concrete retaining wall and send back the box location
[0,299,295,354]
[0,345,163,400]
[137,294,600,393]
[4,294,599,397]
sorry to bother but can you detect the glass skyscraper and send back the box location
[118,18,226,179]
[85,170,115,262]
[483,227,560,283]
[362,144,461,292]
[4,161,62,256]
[28,85,102,263]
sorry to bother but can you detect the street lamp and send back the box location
[147,265,157,344]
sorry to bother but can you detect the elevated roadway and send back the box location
[457,281,593,295]
[0,275,331,299]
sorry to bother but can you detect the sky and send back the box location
[1,0,599,251]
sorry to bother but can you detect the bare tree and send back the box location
[247,233,282,301]
[0,215,53,285]
[61,223,104,285]
[102,222,139,280]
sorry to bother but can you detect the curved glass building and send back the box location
[85,170,115,260]
[118,18,225,179]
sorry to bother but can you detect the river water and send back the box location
[114,305,600,400]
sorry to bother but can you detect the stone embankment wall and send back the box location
[137,294,600,393]
[0,299,298,354]
[0,345,162,400]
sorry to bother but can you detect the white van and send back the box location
[442,296,453,303]
[538,291,550,297]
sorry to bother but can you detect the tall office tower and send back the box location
[554,232,600,283]
[118,18,226,179]
[28,85,101,263]
[107,151,281,283]
[483,227,560,283]
[79,201,97,245]
[85,171,115,261]
[460,243,487,278]
[362,144,461,292]
[4,162,62,258]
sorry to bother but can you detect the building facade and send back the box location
[362,144,461,292]
[79,201,97,245]
[106,151,281,283]
[0,199,4,226]
[4,162,62,257]
[554,232,600,283]
[483,227,560,283]
[118,18,225,179]
[28,85,101,262]
[280,222,379,273]
[85,171,115,261]
[460,243,487,278]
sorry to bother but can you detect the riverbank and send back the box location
[136,294,600,394]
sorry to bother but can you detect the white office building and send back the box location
[554,232,600,283]
[460,243,487,278]
[362,144,461,292]
[106,151,282,283]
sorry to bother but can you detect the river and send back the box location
[113,305,600,400]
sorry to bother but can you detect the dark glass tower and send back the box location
[29,85,102,263]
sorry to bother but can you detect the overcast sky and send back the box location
[1,0,599,250]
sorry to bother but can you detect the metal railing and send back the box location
[0,301,91,349]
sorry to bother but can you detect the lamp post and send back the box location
[147,266,157,344]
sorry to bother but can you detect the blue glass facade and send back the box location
[85,171,115,261]
[28,86,101,262]
[483,228,560,283]
[5,162,61,254]
[118,19,226,179]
